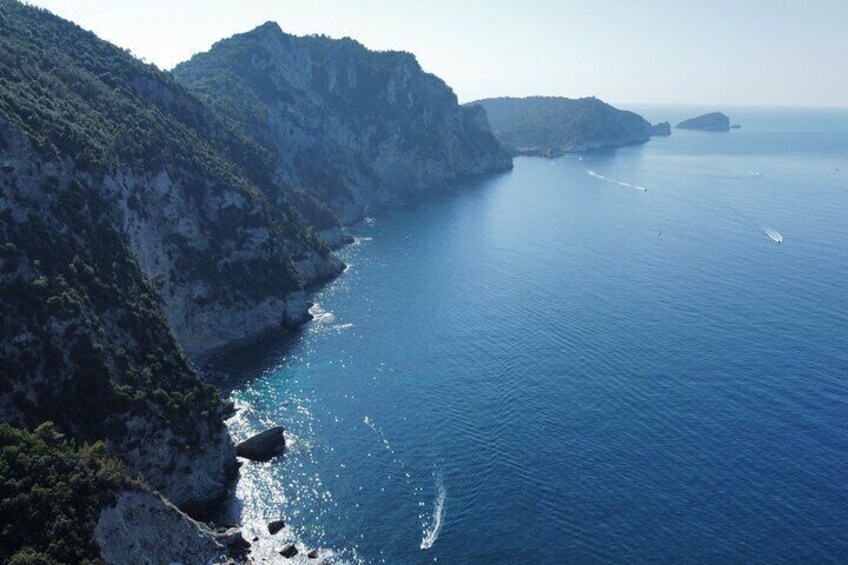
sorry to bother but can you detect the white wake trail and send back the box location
[420,478,446,550]
[587,169,647,192]
[764,227,783,243]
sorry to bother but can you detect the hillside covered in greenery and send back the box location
[471,96,665,156]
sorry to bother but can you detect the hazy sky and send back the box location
[28,0,848,107]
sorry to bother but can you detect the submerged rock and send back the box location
[235,427,286,461]
[280,544,299,558]
[268,519,286,534]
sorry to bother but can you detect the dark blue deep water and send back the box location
[218,107,848,563]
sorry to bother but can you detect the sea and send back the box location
[214,106,848,563]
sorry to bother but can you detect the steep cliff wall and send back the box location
[0,0,341,517]
[173,23,513,222]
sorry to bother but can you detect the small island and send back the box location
[676,112,731,132]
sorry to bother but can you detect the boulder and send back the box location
[268,519,286,535]
[235,427,286,461]
[217,527,251,552]
[280,545,299,558]
[308,549,320,559]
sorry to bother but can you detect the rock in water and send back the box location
[676,112,731,132]
[268,519,286,535]
[235,427,286,461]
[649,121,672,136]
[308,549,320,559]
[280,545,299,558]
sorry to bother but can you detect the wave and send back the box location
[420,478,446,550]
[587,169,647,192]
[764,227,783,244]
[309,303,335,324]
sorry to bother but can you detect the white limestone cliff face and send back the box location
[105,169,344,359]
[95,488,237,565]
[0,124,240,514]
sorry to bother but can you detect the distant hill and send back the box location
[469,96,668,156]
[676,112,730,131]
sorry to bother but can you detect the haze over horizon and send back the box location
[25,0,848,108]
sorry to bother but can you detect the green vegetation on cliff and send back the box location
[0,423,128,565]
[0,0,334,517]
[471,96,662,156]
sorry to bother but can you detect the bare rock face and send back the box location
[95,489,230,565]
[236,427,286,461]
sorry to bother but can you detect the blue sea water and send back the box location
[217,107,848,563]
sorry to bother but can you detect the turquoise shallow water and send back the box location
[217,107,848,563]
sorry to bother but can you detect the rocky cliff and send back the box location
[173,23,513,223]
[0,0,347,524]
[471,96,669,156]
[0,1,515,562]
[676,112,730,131]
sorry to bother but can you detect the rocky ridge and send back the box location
[173,22,513,223]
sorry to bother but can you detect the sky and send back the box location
[26,0,848,107]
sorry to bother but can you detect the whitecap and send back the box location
[309,303,335,324]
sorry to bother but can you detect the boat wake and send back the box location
[587,169,647,192]
[764,227,783,244]
[420,478,446,550]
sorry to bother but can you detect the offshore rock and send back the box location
[268,519,287,534]
[280,545,299,558]
[236,427,286,461]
